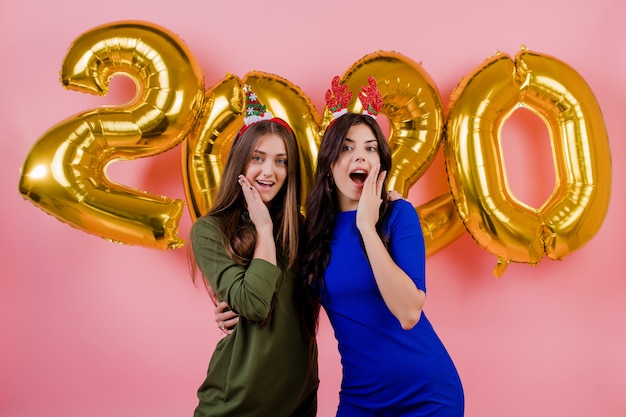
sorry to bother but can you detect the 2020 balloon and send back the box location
[18,22,612,274]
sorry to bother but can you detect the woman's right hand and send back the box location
[215,301,239,335]
[238,175,272,233]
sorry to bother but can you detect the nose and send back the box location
[262,161,274,177]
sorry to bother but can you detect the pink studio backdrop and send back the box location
[2,1,625,416]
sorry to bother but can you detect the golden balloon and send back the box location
[18,20,205,249]
[445,48,611,276]
[182,71,322,220]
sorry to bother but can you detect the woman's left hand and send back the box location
[215,301,239,335]
[386,189,404,202]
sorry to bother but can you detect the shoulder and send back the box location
[388,199,420,222]
[191,214,219,230]
[384,199,422,237]
[386,200,425,252]
[191,215,221,241]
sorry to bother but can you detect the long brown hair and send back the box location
[190,120,302,324]
[298,113,393,340]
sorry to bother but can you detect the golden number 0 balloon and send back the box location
[445,48,611,276]
[18,21,205,249]
[183,71,321,220]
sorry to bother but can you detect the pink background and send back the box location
[2,1,625,416]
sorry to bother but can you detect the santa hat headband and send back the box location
[325,75,383,120]
[239,85,293,136]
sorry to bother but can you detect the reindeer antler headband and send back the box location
[358,76,383,118]
[325,75,383,121]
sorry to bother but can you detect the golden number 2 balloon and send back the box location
[445,48,611,276]
[18,21,205,249]
[333,51,465,256]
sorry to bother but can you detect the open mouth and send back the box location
[349,169,368,185]
[256,180,274,189]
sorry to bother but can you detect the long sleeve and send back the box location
[190,216,280,321]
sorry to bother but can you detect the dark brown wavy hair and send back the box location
[298,113,392,340]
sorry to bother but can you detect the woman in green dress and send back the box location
[189,114,318,417]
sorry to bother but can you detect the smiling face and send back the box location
[331,123,381,211]
[243,133,288,204]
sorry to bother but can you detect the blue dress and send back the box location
[322,200,464,416]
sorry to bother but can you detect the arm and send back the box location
[200,176,274,330]
[356,166,426,330]
[191,216,280,322]
[192,175,281,321]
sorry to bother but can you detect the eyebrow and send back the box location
[253,149,288,157]
[343,138,377,144]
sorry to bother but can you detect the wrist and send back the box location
[358,225,378,238]
[255,224,274,236]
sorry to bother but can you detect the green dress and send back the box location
[191,215,318,417]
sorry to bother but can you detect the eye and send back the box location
[276,158,287,166]
[251,155,263,162]
[367,145,378,152]
[342,145,353,152]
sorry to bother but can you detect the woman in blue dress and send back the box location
[298,104,464,416]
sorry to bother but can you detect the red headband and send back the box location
[238,117,294,137]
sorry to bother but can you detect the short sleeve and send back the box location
[386,200,427,292]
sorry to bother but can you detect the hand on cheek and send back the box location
[356,166,386,231]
